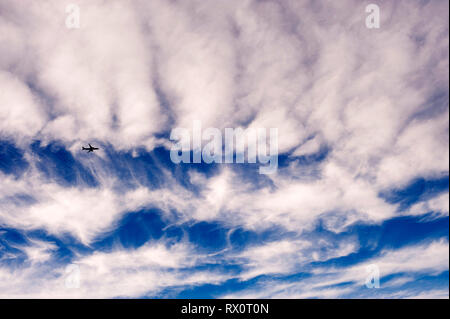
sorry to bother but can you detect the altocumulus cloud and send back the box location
[0,0,448,298]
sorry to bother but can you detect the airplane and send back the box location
[82,144,99,153]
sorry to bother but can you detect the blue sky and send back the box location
[0,0,449,298]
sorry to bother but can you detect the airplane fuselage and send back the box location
[82,144,99,152]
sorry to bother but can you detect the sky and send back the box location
[0,0,448,298]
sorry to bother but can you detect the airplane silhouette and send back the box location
[82,144,99,153]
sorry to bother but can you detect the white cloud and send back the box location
[0,71,47,141]
[14,238,57,264]
[0,241,230,298]
[407,192,449,217]
[222,238,449,298]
